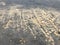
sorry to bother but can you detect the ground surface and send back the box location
[0,6,60,45]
